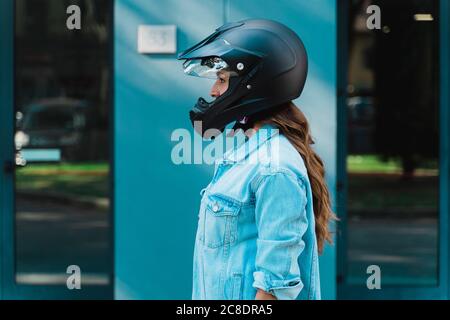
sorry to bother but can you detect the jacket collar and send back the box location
[219,123,279,165]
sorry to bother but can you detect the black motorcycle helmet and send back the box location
[178,19,308,137]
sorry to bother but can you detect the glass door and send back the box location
[1,0,113,299]
[337,0,449,299]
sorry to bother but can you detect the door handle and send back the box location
[3,160,14,174]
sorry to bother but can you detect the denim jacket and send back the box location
[192,124,321,300]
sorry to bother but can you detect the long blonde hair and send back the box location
[258,102,337,253]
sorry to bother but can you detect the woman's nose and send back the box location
[210,80,221,98]
[210,86,219,98]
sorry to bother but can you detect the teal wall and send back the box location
[114,0,337,299]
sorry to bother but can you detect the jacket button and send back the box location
[212,203,219,212]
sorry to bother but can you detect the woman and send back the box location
[178,19,336,300]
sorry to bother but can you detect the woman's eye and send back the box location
[219,78,226,84]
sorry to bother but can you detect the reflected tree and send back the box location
[372,0,439,179]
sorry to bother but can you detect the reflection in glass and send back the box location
[14,0,112,286]
[346,0,439,286]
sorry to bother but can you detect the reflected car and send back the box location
[347,96,376,154]
[15,97,108,162]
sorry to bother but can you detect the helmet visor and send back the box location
[182,57,237,79]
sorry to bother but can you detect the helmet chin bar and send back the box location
[189,76,248,138]
[188,65,262,138]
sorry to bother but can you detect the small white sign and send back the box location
[138,25,177,54]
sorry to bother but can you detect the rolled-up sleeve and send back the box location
[252,169,308,300]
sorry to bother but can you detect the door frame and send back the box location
[336,0,450,300]
[0,0,14,301]
[0,0,114,299]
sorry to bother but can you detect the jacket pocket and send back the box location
[202,194,241,248]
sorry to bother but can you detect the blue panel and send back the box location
[115,0,337,299]
[228,0,337,300]
[114,0,224,299]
